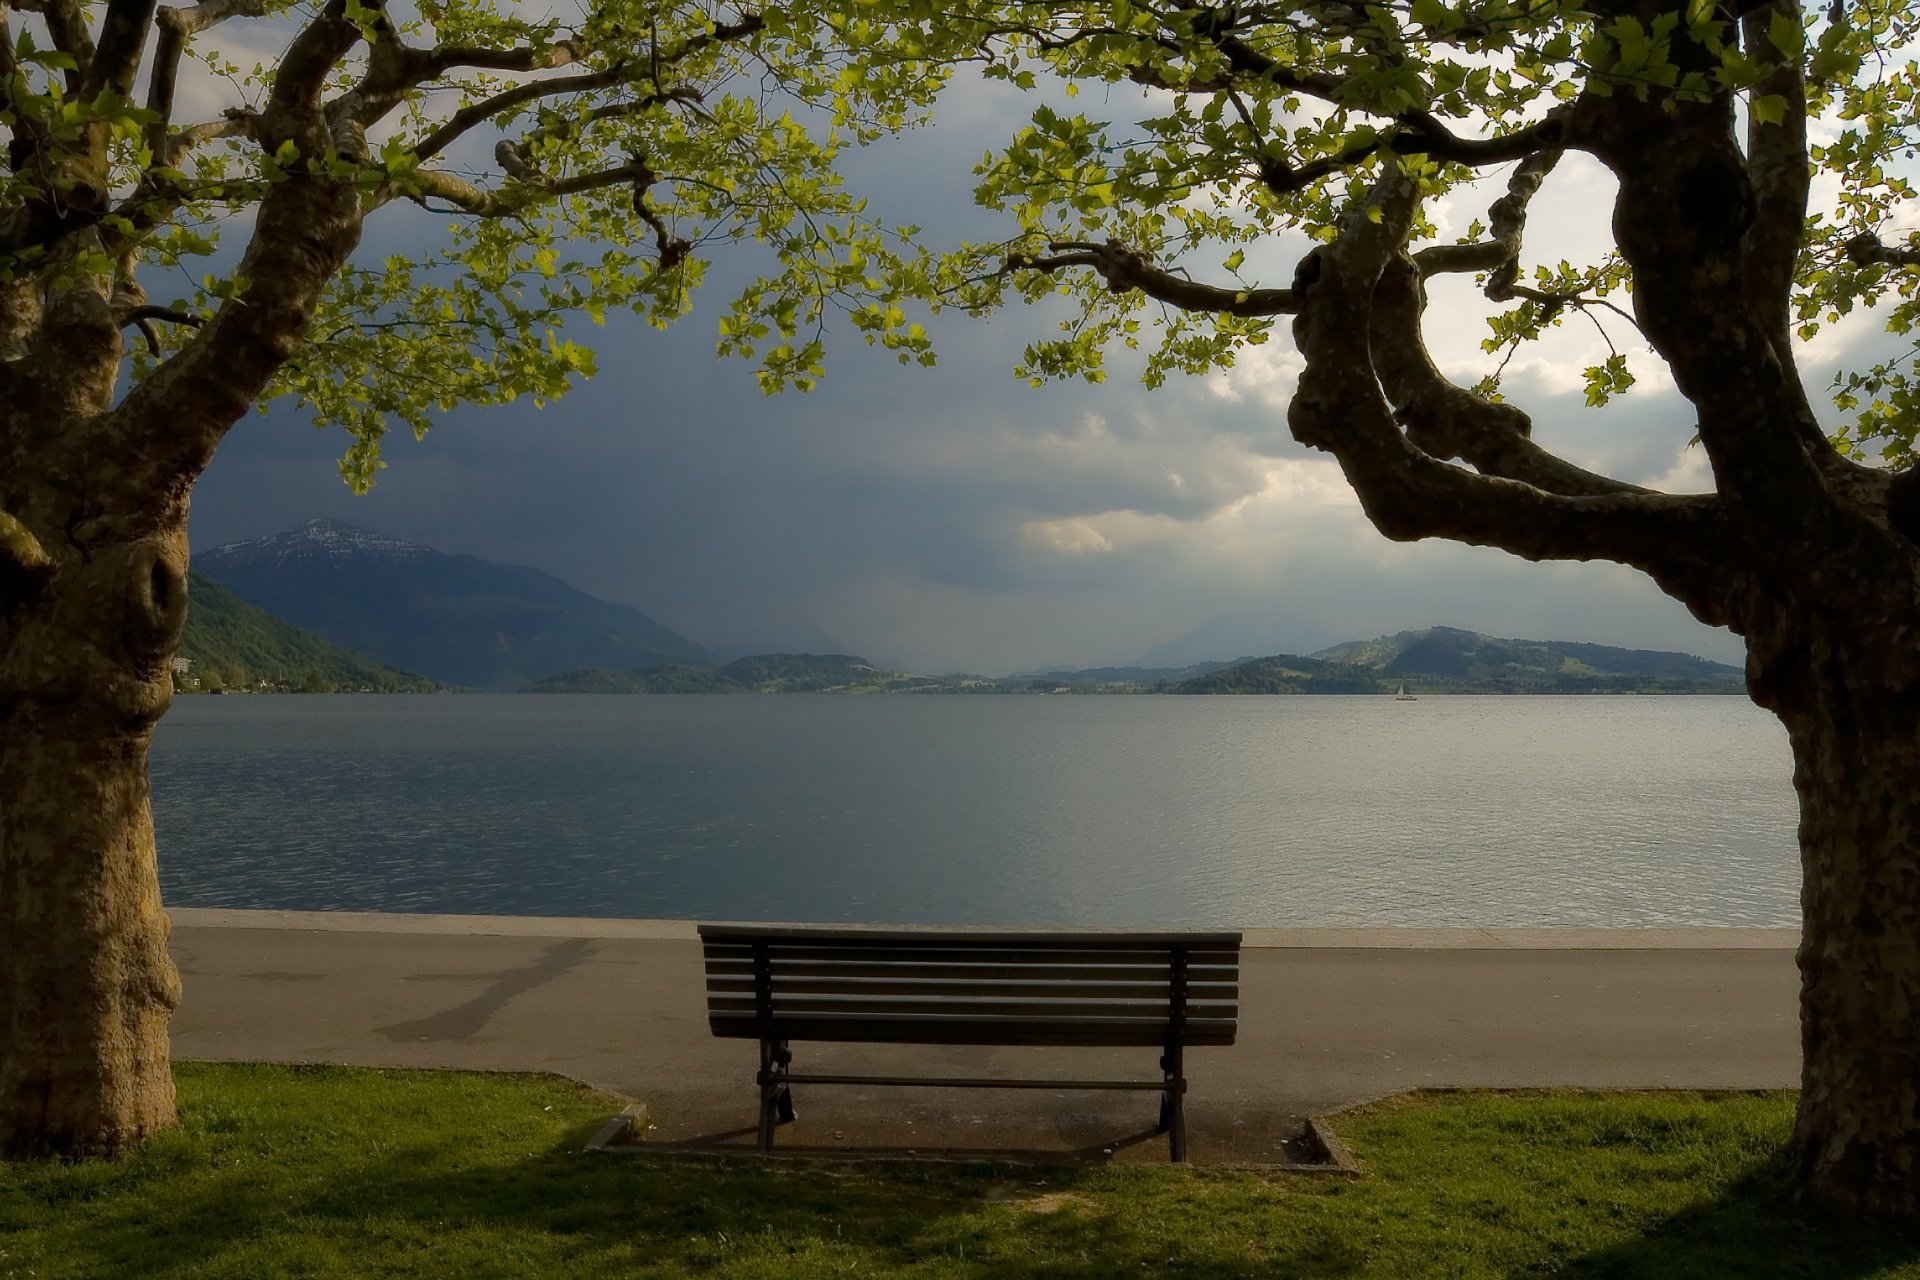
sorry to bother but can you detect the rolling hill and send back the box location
[1170,627,1744,694]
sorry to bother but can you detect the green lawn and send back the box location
[3,1064,1917,1278]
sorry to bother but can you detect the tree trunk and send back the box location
[0,529,188,1158]
[1762,621,1920,1217]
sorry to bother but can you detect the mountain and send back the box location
[1132,610,1337,669]
[1309,626,1743,685]
[180,571,441,692]
[1169,626,1744,694]
[195,519,709,691]
[524,653,952,694]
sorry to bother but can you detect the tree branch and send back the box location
[146,0,272,156]
[265,0,360,135]
[0,510,51,578]
[1009,239,1302,316]
[403,12,763,167]
[1414,143,1563,300]
[162,110,261,166]
[1206,25,1570,181]
[1843,232,1920,268]
[1286,164,1738,622]
[82,0,161,99]
[1570,90,1827,520]
[117,304,202,354]
[108,167,365,505]
[406,157,658,218]
[1741,0,1810,360]
[1370,254,1648,499]
[411,66,629,164]
[15,0,93,90]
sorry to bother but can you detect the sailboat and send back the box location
[1394,681,1417,701]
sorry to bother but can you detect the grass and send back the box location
[3,1065,1919,1278]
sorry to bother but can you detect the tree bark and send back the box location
[0,528,188,1157]
[1753,618,1920,1217]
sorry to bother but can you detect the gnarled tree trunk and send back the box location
[0,532,188,1155]
[0,134,362,1153]
[1751,613,1920,1216]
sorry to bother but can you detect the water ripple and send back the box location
[150,694,1800,927]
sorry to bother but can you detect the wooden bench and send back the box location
[698,923,1241,1161]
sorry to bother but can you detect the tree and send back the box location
[0,0,936,1157]
[918,0,1920,1215]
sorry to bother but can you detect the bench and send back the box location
[698,923,1241,1161]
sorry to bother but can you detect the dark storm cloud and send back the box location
[187,77,1772,673]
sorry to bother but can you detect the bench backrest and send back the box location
[698,924,1241,1047]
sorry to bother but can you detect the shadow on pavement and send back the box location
[375,938,598,1042]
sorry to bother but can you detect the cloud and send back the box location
[182,62,1814,678]
[1022,518,1114,554]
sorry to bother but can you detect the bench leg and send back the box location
[756,1040,797,1152]
[774,1042,797,1124]
[757,1083,778,1152]
[1160,1050,1188,1163]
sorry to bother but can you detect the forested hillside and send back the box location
[180,573,442,693]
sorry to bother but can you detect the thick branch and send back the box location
[1205,26,1568,190]
[83,0,161,100]
[0,511,50,577]
[1569,90,1826,521]
[1741,0,1810,360]
[265,0,359,133]
[1011,239,1301,316]
[1287,166,1737,621]
[1372,254,1648,500]
[17,0,93,90]
[108,164,364,504]
[1261,109,1567,201]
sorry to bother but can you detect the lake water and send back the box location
[148,694,1801,928]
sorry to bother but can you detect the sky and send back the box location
[178,48,1887,677]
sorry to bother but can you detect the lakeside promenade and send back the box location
[168,909,1800,1164]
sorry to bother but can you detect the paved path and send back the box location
[168,909,1801,1164]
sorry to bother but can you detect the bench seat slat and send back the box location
[702,944,1236,968]
[706,976,1239,1001]
[698,924,1242,946]
[703,958,1236,983]
[708,994,1238,1021]
[708,1012,1238,1048]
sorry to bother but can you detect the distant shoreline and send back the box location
[165,906,1800,948]
[172,686,1750,697]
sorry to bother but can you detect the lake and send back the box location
[149,694,1800,928]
